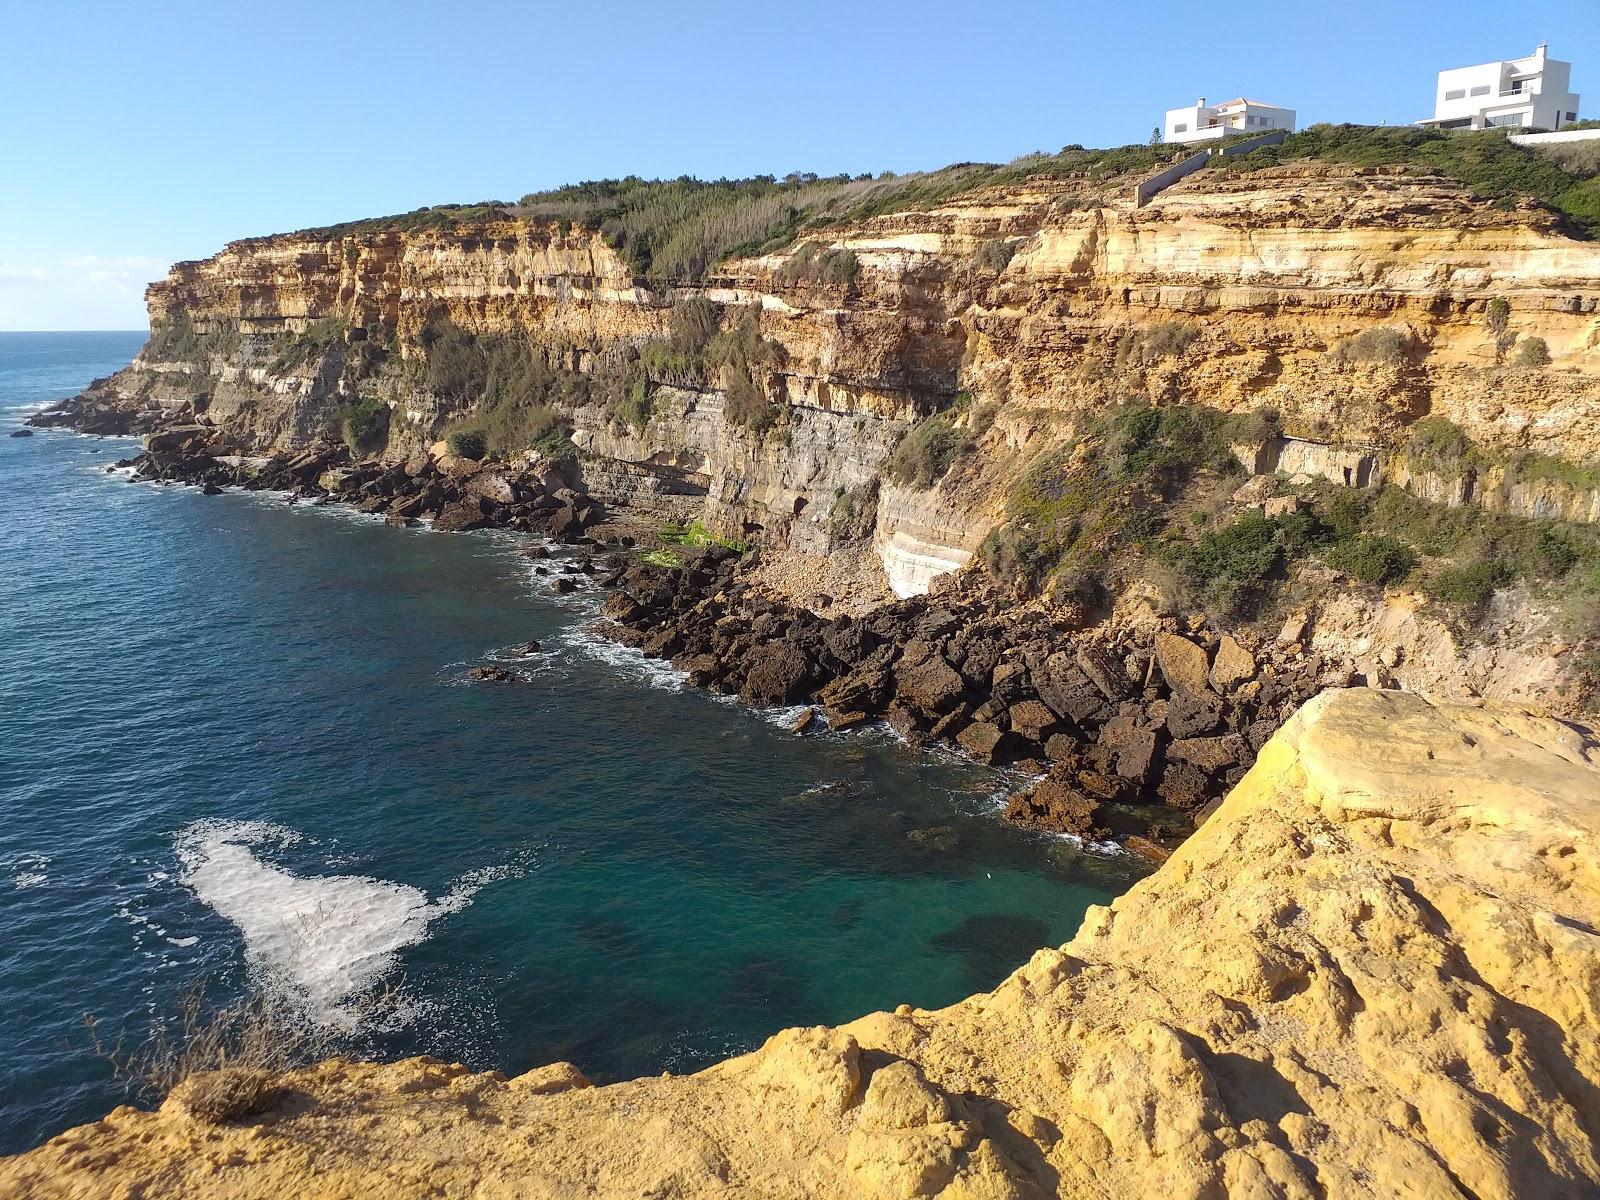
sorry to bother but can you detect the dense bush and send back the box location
[1425,560,1512,607]
[1166,511,1288,615]
[777,242,860,287]
[269,317,347,374]
[1332,326,1413,365]
[1514,336,1552,367]
[1325,534,1417,586]
[146,314,241,365]
[510,144,1190,281]
[447,429,487,459]
[611,367,652,431]
[722,366,775,436]
[972,238,1017,272]
[422,320,598,457]
[335,397,389,457]
[294,204,508,240]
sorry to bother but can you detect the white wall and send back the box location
[1429,48,1580,130]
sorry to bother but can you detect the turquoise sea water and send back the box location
[0,331,1143,1154]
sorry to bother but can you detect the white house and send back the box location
[1418,43,1580,131]
[1162,97,1296,145]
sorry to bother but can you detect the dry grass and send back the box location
[86,984,363,1122]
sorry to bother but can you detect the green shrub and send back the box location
[1332,326,1412,365]
[1114,322,1199,367]
[1514,336,1551,367]
[447,429,487,460]
[723,367,775,436]
[1425,560,1511,607]
[1326,534,1417,586]
[828,479,879,543]
[885,405,976,489]
[335,397,389,457]
[521,404,575,463]
[973,239,1017,272]
[1165,511,1289,616]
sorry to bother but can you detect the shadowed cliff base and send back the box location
[6,689,1599,1198]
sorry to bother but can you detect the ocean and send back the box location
[0,331,1143,1154]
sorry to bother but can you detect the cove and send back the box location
[0,332,1144,1154]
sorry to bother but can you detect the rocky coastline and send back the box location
[46,398,1347,858]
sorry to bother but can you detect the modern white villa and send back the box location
[1162,97,1297,144]
[1418,43,1580,131]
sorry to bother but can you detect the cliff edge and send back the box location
[6,688,1598,1198]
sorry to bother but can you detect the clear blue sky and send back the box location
[3,0,1596,330]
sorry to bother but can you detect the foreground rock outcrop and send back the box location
[8,689,1597,1198]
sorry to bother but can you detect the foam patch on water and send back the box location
[174,819,529,1029]
[556,622,689,693]
[7,852,50,890]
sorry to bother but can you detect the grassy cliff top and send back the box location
[278,127,1600,279]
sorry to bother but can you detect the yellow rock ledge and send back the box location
[5,689,1598,1199]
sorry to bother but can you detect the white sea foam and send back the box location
[7,852,51,889]
[556,622,689,693]
[174,819,529,1029]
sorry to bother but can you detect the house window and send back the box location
[1470,85,1490,97]
[1486,112,1526,127]
[1569,112,1580,123]
[1445,88,1466,101]
[1173,123,1187,133]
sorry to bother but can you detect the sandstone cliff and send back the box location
[6,688,1597,1198]
[43,158,1600,706]
[84,164,1600,564]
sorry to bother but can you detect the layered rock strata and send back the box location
[47,163,1600,583]
[7,688,1597,1198]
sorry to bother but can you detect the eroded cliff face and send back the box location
[63,162,1600,696]
[97,165,1600,555]
[8,689,1598,1198]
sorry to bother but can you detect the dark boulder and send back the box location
[955,721,1014,765]
[433,499,490,533]
[1093,713,1159,783]
[1166,691,1224,739]
[739,642,812,707]
[1076,645,1132,702]
[1004,776,1108,839]
[894,653,966,715]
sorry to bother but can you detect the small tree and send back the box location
[1149,126,1163,147]
[1486,297,1515,364]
